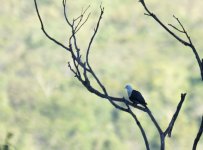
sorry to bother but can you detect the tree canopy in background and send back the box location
[0,0,203,149]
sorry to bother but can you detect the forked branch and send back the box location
[139,0,203,80]
[145,93,187,150]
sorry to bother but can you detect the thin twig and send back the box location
[168,24,184,33]
[86,5,104,68]
[75,13,91,33]
[62,0,72,26]
[74,5,90,30]
[68,61,78,77]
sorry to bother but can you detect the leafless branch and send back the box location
[34,0,71,51]
[144,93,187,150]
[193,116,203,150]
[86,5,104,68]
[139,0,203,80]
[75,13,91,33]
[74,6,91,30]
[125,102,150,150]
[145,106,163,133]
[164,93,187,137]
[168,24,184,33]
[62,0,72,26]
[68,61,78,77]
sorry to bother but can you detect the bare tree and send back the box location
[34,0,202,149]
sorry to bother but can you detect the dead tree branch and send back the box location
[34,0,71,51]
[164,93,187,137]
[125,101,150,150]
[139,0,203,80]
[145,93,187,150]
[193,116,203,150]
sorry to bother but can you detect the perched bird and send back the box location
[125,84,147,106]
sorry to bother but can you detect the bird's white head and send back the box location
[125,84,133,96]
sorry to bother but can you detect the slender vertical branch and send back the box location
[164,93,187,137]
[125,103,150,150]
[86,5,104,68]
[192,116,203,150]
[62,0,72,26]
[145,106,164,150]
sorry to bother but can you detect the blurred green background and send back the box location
[0,0,203,149]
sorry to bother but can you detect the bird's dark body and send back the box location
[129,90,147,106]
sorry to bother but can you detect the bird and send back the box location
[125,84,147,106]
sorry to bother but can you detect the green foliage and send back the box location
[0,132,13,150]
[0,0,203,149]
